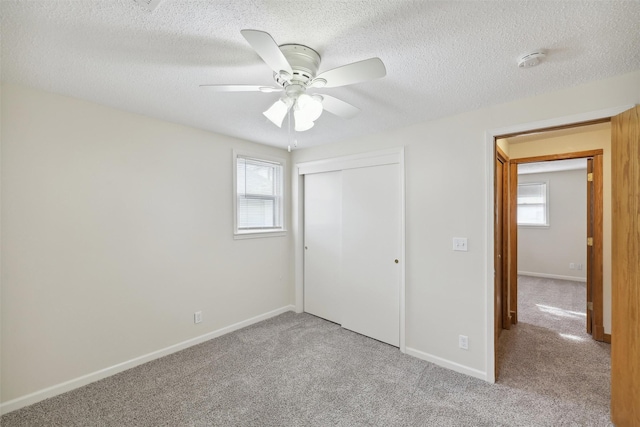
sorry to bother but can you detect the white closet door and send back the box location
[340,164,401,346]
[303,171,342,324]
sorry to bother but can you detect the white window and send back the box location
[517,182,549,226]
[234,152,285,238]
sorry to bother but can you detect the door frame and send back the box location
[484,104,634,382]
[508,150,604,341]
[496,147,511,331]
[293,147,406,352]
[494,147,510,378]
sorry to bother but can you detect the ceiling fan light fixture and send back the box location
[295,93,323,122]
[294,113,314,132]
[263,98,291,127]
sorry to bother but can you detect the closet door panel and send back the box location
[303,171,343,324]
[340,164,401,346]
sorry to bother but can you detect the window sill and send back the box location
[518,224,550,229]
[234,230,287,240]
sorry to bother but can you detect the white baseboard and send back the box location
[404,347,487,382]
[0,305,295,415]
[518,271,586,282]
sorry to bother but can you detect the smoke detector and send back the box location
[518,51,546,68]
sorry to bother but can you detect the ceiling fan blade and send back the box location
[318,94,361,119]
[200,85,282,93]
[313,58,386,88]
[241,30,293,76]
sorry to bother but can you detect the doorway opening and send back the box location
[515,158,589,337]
[493,121,610,379]
[488,105,639,425]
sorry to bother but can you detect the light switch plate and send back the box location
[453,237,468,251]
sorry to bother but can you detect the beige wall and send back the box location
[1,84,293,403]
[518,169,587,281]
[507,124,612,332]
[496,138,510,156]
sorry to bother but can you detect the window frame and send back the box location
[233,150,287,239]
[517,180,550,227]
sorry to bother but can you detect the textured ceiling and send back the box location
[2,1,640,149]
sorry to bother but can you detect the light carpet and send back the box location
[2,276,611,426]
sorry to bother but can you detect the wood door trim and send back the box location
[494,145,511,379]
[508,163,518,325]
[592,154,604,341]
[507,151,604,340]
[586,158,594,335]
[499,157,510,330]
[495,146,511,330]
[496,145,508,162]
[495,118,611,139]
[511,149,603,164]
[502,162,511,329]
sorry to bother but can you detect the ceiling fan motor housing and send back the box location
[275,44,321,86]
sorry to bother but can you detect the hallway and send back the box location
[497,276,611,423]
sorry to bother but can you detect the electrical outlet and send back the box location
[194,311,202,324]
[569,263,575,270]
[459,335,469,350]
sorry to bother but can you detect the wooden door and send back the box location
[611,105,640,426]
[586,158,594,335]
[340,164,401,347]
[303,171,343,324]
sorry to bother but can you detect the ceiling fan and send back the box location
[200,30,386,132]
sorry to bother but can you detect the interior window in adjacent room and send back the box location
[517,181,549,226]
[234,152,285,238]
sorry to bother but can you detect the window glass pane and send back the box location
[238,198,276,228]
[518,204,546,224]
[235,155,284,233]
[517,182,548,225]
[238,159,279,196]
[517,183,545,204]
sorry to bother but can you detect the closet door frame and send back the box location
[294,147,406,352]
